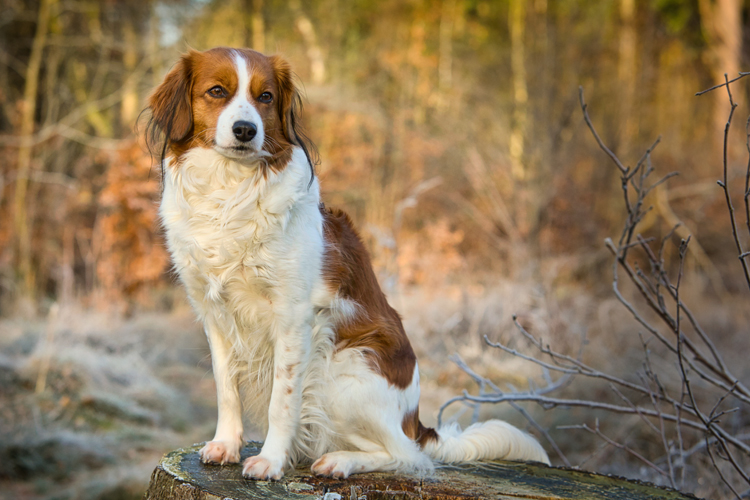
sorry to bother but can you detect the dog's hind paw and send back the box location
[200,440,241,465]
[312,452,357,479]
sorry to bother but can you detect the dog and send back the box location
[146,47,549,480]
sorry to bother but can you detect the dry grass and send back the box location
[397,269,750,499]
[0,300,228,499]
[0,273,746,499]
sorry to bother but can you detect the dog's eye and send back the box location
[207,86,227,98]
[258,92,273,103]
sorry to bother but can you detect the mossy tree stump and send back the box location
[144,442,700,500]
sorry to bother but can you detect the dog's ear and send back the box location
[269,55,300,146]
[269,55,318,178]
[148,52,195,142]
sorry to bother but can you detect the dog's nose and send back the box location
[232,121,257,142]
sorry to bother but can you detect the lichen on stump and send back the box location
[144,442,700,500]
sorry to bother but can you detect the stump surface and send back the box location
[144,442,700,500]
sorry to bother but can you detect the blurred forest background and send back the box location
[1,0,750,499]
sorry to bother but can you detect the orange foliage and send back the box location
[95,142,168,306]
[398,218,465,287]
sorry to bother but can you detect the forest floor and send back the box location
[0,277,747,500]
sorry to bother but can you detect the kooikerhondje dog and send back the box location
[146,47,549,480]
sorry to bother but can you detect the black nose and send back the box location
[232,121,257,142]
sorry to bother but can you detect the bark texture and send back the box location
[144,442,700,500]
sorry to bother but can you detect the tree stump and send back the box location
[144,442,700,500]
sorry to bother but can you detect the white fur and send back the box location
[423,421,550,465]
[160,145,550,478]
[214,52,266,162]
[312,354,433,477]
[157,54,549,480]
[161,146,336,478]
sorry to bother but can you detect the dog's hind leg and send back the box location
[313,349,433,478]
[311,425,431,478]
[312,450,393,478]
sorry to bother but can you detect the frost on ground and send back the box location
[1,278,746,500]
[0,283,564,499]
[0,306,229,500]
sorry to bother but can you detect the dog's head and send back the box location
[147,47,316,177]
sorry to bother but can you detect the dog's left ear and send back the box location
[269,56,299,146]
[270,55,318,179]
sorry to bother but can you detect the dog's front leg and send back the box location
[242,322,311,480]
[200,321,244,465]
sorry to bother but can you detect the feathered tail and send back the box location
[420,420,550,465]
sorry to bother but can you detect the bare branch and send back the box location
[744,117,750,240]
[563,420,668,478]
[715,74,750,293]
[695,72,750,96]
[509,400,571,467]
[579,87,628,174]
[441,83,750,497]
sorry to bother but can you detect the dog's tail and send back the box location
[420,419,550,465]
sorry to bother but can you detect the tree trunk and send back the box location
[617,0,637,155]
[251,0,265,52]
[509,0,527,184]
[144,443,699,500]
[508,0,533,270]
[120,22,139,132]
[698,0,742,154]
[290,0,325,85]
[438,0,455,92]
[13,0,55,301]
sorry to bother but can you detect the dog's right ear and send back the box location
[148,53,195,142]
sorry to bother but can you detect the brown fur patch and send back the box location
[402,409,439,448]
[148,55,194,143]
[321,206,417,389]
[147,47,308,173]
[283,363,297,378]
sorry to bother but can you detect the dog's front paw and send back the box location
[242,454,286,480]
[200,440,241,465]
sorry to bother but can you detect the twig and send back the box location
[674,380,686,487]
[676,238,750,490]
[442,84,750,497]
[508,400,571,467]
[565,420,668,478]
[441,391,709,432]
[647,375,677,488]
[605,240,750,401]
[445,354,571,466]
[492,322,676,401]
[610,381,661,436]
[636,236,736,384]
[706,435,744,500]
[745,117,750,240]
[695,72,750,96]
[679,433,750,461]
[715,73,750,293]
[579,87,627,174]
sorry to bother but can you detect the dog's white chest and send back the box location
[159,148,325,327]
